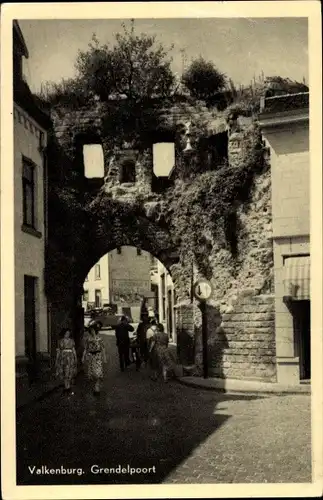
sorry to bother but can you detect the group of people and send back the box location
[55,324,106,395]
[55,313,175,396]
[115,314,175,382]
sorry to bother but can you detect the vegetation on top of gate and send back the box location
[41,21,306,296]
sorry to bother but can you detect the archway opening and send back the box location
[82,245,177,342]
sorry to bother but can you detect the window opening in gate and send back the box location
[153,142,175,177]
[83,144,104,178]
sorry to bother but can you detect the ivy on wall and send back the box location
[45,87,267,302]
[161,123,268,280]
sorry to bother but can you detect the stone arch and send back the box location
[75,213,179,289]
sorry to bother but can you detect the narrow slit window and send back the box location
[120,160,136,183]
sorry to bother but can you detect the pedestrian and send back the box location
[146,318,158,344]
[146,319,158,380]
[135,313,150,369]
[82,324,106,395]
[115,316,134,372]
[55,328,78,392]
[149,323,175,382]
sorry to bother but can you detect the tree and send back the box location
[74,20,175,102]
[182,56,227,105]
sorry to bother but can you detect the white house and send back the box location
[259,92,310,385]
[14,21,52,391]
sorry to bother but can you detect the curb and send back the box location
[177,377,311,395]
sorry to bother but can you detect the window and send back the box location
[95,264,101,280]
[153,143,175,177]
[137,248,142,256]
[95,289,102,308]
[83,290,89,302]
[161,274,166,296]
[117,247,122,254]
[83,144,104,178]
[22,157,36,228]
[120,160,136,183]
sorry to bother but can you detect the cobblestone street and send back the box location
[16,334,311,485]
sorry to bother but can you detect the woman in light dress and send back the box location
[55,328,78,392]
[82,325,107,395]
[149,323,175,382]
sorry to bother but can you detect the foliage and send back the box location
[162,124,267,278]
[39,78,91,108]
[182,57,227,106]
[224,101,252,122]
[100,99,173,150]
[39,20,175,107]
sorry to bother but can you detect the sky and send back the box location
[18,18,308,178]
[19,17,308,94]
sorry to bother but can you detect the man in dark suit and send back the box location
[115,316,134,372]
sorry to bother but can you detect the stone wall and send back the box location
[193,294,276,381]
[175,304,195,365]
[47,97,275,381]
[206,167,273,311]
[173,159,275,381]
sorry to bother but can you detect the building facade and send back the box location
[83,246,152,321]
[14,21,52,389]
[259,92,310,385]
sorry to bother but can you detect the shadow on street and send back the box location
[16,334,265,485]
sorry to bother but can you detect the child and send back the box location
[55,328,78,392]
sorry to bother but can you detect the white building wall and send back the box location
[14,104,48,357]
[263,118,310,384]
[83,254,110,306]
[83,247,151,309]
[157,260,176,342]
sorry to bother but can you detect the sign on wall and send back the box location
[193,279,213,302]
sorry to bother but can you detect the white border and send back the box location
[1,2,322,499]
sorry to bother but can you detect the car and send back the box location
[84,310,136,331]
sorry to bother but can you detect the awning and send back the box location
[283,256,310,301]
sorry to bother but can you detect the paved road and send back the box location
[16,333,311,485]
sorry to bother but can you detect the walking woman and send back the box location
[55,328,78,392]
[149,323,175,382]
[82,324,106,395]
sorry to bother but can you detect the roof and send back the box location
[13,20,29,58]
[259,92,309,114]
[14,79,52,130]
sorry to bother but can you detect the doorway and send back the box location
[24,275,37,383]
[293,300,311,380]
[95,289,102,308]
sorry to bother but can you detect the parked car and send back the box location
[84,310,136,331]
